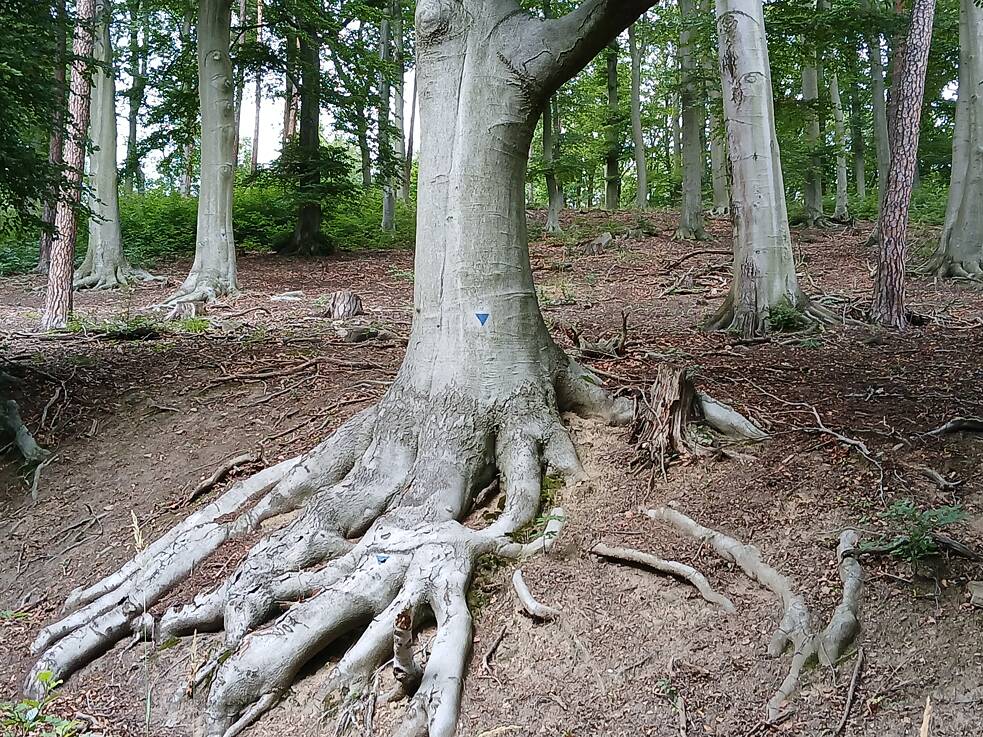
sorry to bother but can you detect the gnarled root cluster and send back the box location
[25,359,627,737]
[704,288,838,338]
[646,508,864,721]
[74,262,161,291]
[1,396,50,464]
[629,366,766,473]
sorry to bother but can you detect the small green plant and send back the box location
[796,337,823,349]
[1,609,29,621]
[861,500,967,563]
[168,316,210,334]
[467,554,509,613]
[1,671,81,736]
[388,267,415,283]
[512,475,564,545]
[767,299,806,332]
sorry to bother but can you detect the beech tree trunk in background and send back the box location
[379,10,396,231]
[166,0,238,304]
[801,38,824,225]
[629,22,648,210]
[543,95,563,232]
[929,0,983,278]
[231,0,247,166]
[393,0,408,201]
[38,0,68,276]
[26,5,650,737]
[676,0,706,239]
[123,0,147,193]
[41,0,96,330]
[250,0,263,175]
[75,1,153,290]
[872,0,936,328]
[862,0,891,210]
[829,74,850,221]
[849,83,867,199]
[604,41,621,210]
[403,70,417,202]
[708,97,729,215]
[282,31,299,145]
[288,22,327,255]
[708,0,819,337]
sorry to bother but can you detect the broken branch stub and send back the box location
[321,290,365,319]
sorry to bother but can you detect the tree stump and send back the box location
[321,290,364,319]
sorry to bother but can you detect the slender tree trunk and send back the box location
[123,0,147,194]
[708,0,816,337]
[41,0,96,330]
[250,0,263,174]
[403,70,417,202]
[231,0,246,167]
[604,42,621,210]
[167,0,237,304]
[282,31,299,145]
[628,22,648,210]
[872,0,937,328]
[862,0,891,210]
[708,96,729,215]
[38,0,68,275]
[379,11,396,231]
[676,0,706,239]
[179,9,194,197]
[929,0,982,277]
[829,74,850,221]
[542,0,563,231]
[75,1,151,290]
[393,0,407,202]
[849,83,867,199]
[289,23,327,255]
[357,118,373,187]
[801,35,824,225]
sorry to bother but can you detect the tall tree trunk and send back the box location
[75,1,152,290]
[393,0,407,201]
[379,10,396,231]
[829,74,850,221]
[849,83,867,199]
[288,22,326,255]
[38,0,68,275]
[231,0,246,166]
[604,42,621,210]
[123,0,147,194]
[357,117,373,187]
[675,0,706,239]
[542,0,564,231]
[708,95,729,215]
[180,8,194,197]
[929,0,981,278]
[801,33,824,225]
[628,22,648,210]
[282,31,299,145]
[250,0,263,174]
[167,0,238,304]
[862,0,891,210]
[402,69,417,202]
[22,6,648,735]
[41,0,97,330]
[872,0,937,328]
[708,0,820,337]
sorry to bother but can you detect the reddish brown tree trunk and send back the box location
[38,0,68,275]
[872,0,936,328]
[41,0,97,329]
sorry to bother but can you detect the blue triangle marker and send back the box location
[475,313,490,326]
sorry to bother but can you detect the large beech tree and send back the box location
[166,0,238,304]
[706,0,828,337]
[26,4,652,737]
[929,0,983,279]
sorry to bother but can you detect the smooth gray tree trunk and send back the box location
[629,22,648,210]
[849,84,867,199]
[801,38,824,225]
[829,74,850,221]
[123,0,147,193]
[929,0,982,278]
[166,0,237,304]
[604,41,621,210]
[862,0,891,210]
[675,0,706,239]
[379,11,396,231]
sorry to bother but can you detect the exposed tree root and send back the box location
[646,508,864,721]
[630,366,767,472]
[922,253,983,281]
[590,542,734,611]
[924,416,983,436]
[2,398,50,464]
[512,568,560,620]
[162,272,237,306]
[26,358,625,737]
[73,264,162,291]
[704,290,839,338]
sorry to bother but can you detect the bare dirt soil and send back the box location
[2,211,982,737]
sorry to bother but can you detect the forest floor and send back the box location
[1,209,982,737]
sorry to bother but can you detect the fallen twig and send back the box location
[833,648,864,737]
[924,416,983,437]
[511,569,559,620]
[185,451,261,505]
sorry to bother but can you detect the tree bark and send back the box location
[629,22,648,210]
[708,0,816,337]
[403,69,417,202]
[231,0,246,167]
[393,0,408,202]
[41,0,96,329]
[282,31,299,145]
[250,0,263,175]
[38,0,68,276]
[123,0,147,193]
[929,0,983,278]
[288,21,327,255]
[604,41,621,210]
[849,82,867,199]
[167,0,238,304]
[862,0,891,211]
[872,0,937,328]
[379,10,396,231]
[801,31,824,225]
[676,0,707,239]
[75,1,152,290]
[829,74,850,221]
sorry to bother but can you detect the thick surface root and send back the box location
[704,290,837,338]
[1,398,50,464]
[647,508,864,721]
[163,272,237,306]
[923,252,983,281]
[74,264,161,290]
[26,358,623,737]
